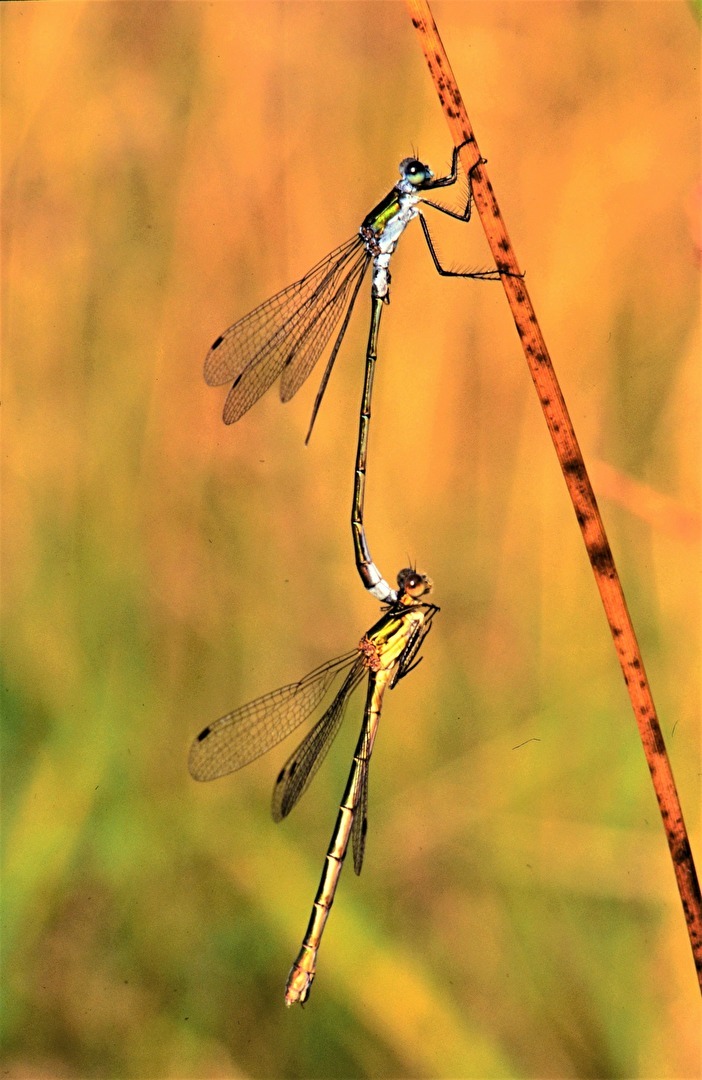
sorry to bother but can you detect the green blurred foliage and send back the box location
[2,2,700,1078]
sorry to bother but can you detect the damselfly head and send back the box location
[398,157,433,189]
[396,567,433,598]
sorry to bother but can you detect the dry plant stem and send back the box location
[406,0,702,989]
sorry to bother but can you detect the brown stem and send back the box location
[405,0,702,990]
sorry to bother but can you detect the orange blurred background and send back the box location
[2,3,700,1077]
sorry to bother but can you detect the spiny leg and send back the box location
[421,141,484,221]
[418,212,504,280]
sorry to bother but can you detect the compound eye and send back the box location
[400,158,430,187]
[397,568,432,597]
[408,161,427,185]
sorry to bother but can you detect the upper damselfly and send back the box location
[188,567,438,1006]
[205,141,502,602]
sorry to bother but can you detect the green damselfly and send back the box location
[189,568,438,1005]
[205,141,502,602]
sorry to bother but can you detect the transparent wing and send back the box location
[204,236,363,386]
[303,258,369,443]
[279,254,369,402]
[221,243,369,423]
[188,650,358,782]
[392,606,438,686]
[271,660,367,822]
[351,730,371,876]
[203,235,369,423]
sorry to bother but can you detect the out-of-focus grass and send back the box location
[1,3,699,1078]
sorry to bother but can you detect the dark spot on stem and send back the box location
[674,835,693,868]
[563,458,586,482]
[589,542,615,576]
[650,722,665,755]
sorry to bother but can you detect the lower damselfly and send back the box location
[189,568,438,1006]
[204,141,502,602]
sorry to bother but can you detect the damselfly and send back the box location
[189,567,438,1006]
[204,141,501,602]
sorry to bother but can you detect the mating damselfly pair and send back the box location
[190,142,501,1005]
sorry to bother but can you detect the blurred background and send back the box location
[2,2,700,1077]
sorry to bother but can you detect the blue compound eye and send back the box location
[400,158,431,187]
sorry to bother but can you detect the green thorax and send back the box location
[361,189,402,237]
